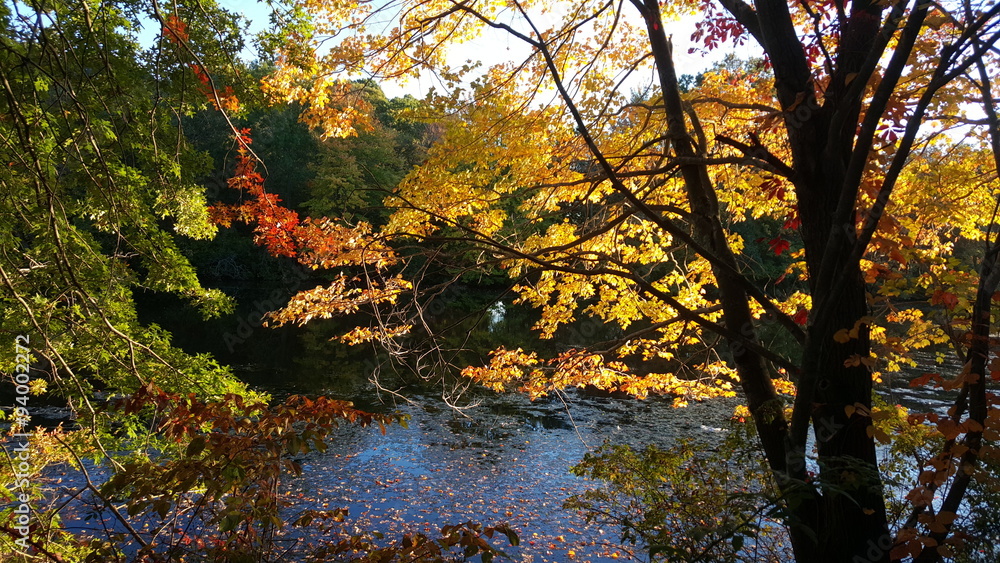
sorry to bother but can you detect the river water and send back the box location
[234,344,966,563]
[253,353,964,563]
[278,384,743,562]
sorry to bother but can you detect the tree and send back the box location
[231,0,1000,561]
[0,0,259,558]
[0,2,521,560]
[0,0,250,410]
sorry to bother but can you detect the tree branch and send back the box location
[716,134,796,178]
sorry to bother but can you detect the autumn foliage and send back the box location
[4,0,1000,561]
[1,3,518,561]
[214,1,1000,562]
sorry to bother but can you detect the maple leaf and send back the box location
[162,14,189,44]
[782,214,801,230]
[930,289,959,310]
[768,237,790,255]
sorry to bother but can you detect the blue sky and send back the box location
[182,1,762,100]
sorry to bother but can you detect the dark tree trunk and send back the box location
[801,268,891,562]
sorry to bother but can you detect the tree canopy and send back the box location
[217,0,1000,561]
[3,0,1000,561]
[0,1,249,402]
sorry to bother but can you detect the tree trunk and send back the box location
[803,268,891,563]
[788,93,890,563]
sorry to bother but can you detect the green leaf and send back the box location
[154,499,172,519]
[219,513,243,532]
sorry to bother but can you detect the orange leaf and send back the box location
[833,329,851,343]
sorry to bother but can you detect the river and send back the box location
[277,382,743,562]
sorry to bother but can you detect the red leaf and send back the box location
[792,308,809,326]
[760,177,786,200]
[930,289,959,310]
[769,237,790,255]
